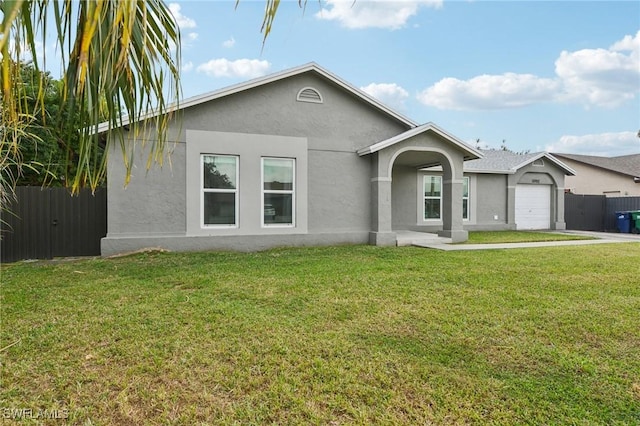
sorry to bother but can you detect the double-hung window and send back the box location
[424,175,470,221]
[262,158,295,226]
[202,155,238,227]
[424,175,442,220]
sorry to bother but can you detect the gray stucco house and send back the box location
[100,63,574,256]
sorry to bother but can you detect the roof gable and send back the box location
[356,122,483,160]
[96,62,417,134]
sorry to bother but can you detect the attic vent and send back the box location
[532,158,544,166]
[296,87,323,104]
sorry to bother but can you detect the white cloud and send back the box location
[181,61,193,72]
[611,31,640,52]
[417,73,560,110]
[168,3,197,29]
[545,131,640,157]
[417,31,640,110]
[315,0,442,30]
[196,58,271,78]
[223,37,236,49]
[167,4,198,50]
[361,82,409,110]
[554,30,640,108]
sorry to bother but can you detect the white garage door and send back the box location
[515,184,551,230]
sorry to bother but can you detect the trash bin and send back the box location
[615,211,632,233]
[630,210,640,233]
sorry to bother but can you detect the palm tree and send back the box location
[0,0,297,210]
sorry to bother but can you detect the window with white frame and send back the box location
[202,155,238,227]
[262,157,295,226]
[463,176,470,220]
[424,176,470,220]
[423,175,442,220]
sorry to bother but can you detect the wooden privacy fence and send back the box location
[0,187,107,263]
[565,193,640,232]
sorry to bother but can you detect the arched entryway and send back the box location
[357,123,482,245]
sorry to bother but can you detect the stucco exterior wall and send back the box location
[103,72,409,255]
[154,73,408,149]
[470,173,510,230]
[307,149,372,233]
[107,140,187,236]
[559,158,640,197]
[391,165,418,229]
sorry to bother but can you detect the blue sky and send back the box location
[167,0,639,157]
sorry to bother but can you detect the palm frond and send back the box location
[1,0,181,194]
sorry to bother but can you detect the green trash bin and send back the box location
[630,211,640,234]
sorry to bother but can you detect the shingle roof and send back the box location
[464,150,539,173]
[463,150,575,175]
[552,153,640,178]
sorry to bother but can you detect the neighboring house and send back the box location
[100,63,574,256]
[552,153,640,197]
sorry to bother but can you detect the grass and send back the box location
[1,243,639,425]
[465,230,595,244]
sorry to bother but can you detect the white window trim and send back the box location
[463,176,470,221]
[421,175,471,222]
[423,175,442,221]
[261,157,296,228]
[201,154,239,229]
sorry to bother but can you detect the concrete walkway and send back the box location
[396,230,640,251]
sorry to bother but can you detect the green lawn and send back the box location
[465,231,595,244]
[2,244,639,425]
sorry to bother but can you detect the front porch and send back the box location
[358,123,483,246]
[395,230,452,247]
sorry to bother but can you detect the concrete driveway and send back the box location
[397,230,640,251]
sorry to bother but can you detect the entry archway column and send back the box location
[369,176,396,246]
[437,159,468,243]
[554,187,567,230]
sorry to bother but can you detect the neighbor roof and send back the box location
[96,62,418,134]
[552,153,640,178]
[462,150,576,175]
